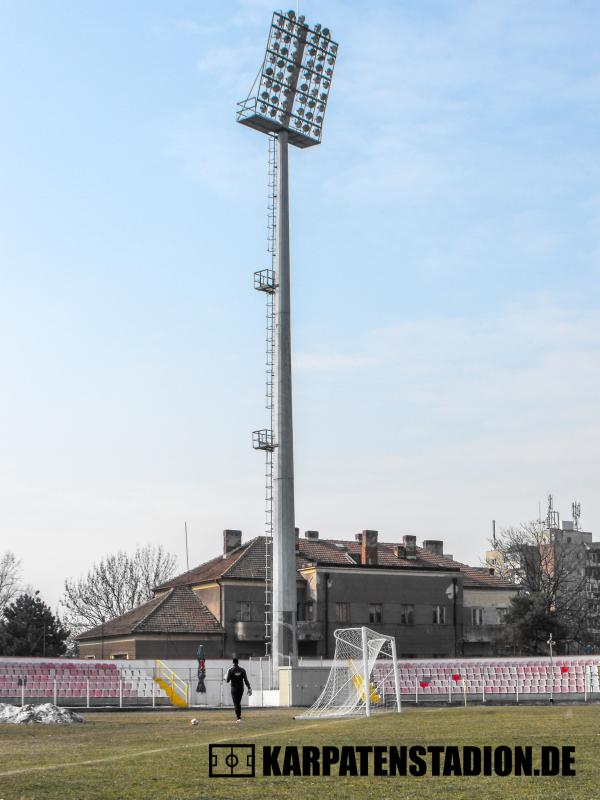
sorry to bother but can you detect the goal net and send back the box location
[296,626,401,718]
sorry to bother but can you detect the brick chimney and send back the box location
[422,539,444,556]
[403,534,417,559]
[360,530,378,566]
[394,544,406,559]
[304,530,319,540]
[223,529,242,557]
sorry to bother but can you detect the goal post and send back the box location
[390,635,401,713]
[361,625,371,717]
[296,626,401,719]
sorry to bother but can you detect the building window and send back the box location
[400,604,415,625]
[369,603,383,624]
[236,601,251,622]
[471,608,484,626]
[432,605,446,624]
[304,602,315,621]
[336,602,350,623]
[110,653,128,660]
[496,607,507,622]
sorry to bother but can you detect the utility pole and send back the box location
[184,521,189,571]
[547,633,555,704]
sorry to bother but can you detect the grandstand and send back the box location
[373,655,600,701]
[2,653,600,708]
[0,658,170,707]
[283,653,600,706]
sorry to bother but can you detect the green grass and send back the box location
[0,705,598,800]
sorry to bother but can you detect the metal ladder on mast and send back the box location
[252,133,277,656]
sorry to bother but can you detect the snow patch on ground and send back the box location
[0,702,85,724]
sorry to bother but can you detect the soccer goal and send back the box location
[296,626,401,719]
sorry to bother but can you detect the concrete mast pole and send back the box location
[272,129,297,681]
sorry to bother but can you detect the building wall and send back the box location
[135,636,222,660]
[311,568,464,659]
[187,571,514,660]
[78,638,138,660]
[192,583,221,622]
[586,544,600,635]
[463,587,515,624]
[78,634,223,660]
[221,581,272,658]
[462,586,518,656]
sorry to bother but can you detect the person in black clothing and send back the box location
[226,657,252,722]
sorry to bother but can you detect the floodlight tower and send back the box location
[238,10,338,675]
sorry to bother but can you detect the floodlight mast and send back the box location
[272,127,297,673]
[238,9,338,679]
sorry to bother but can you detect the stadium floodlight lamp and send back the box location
[237,9,339,148]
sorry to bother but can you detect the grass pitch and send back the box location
[0,705,598,800]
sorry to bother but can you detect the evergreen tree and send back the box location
[0,591,69,656]
[503,592,566,655]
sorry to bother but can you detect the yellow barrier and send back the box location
[153,660,189,707]
[349,659,381,704]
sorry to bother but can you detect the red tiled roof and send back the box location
[156,536,516,591]
[414,549,516,588]
[154,541,254,591]
[76,586,223,641]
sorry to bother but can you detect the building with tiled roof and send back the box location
[76,586,224,660]
[152,529,518,660]
[78,529,517,660]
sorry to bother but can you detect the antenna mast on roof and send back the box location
[546,494,560,530]
[184,521,189,571]
[572,501,581,531]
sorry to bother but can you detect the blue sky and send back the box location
[1,1,599,609]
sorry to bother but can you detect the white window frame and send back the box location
[236,600,252,622]
[471,607,484,626]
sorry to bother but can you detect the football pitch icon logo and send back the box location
[209,744,255,778]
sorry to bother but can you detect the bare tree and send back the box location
[0,552,21,613]
[492,520,590,650]
[62,545,178,635]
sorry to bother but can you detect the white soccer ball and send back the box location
[190,718,199,726]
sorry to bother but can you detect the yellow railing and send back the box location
[154,660,189,707]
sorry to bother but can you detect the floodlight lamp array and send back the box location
[237,9,338,148]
